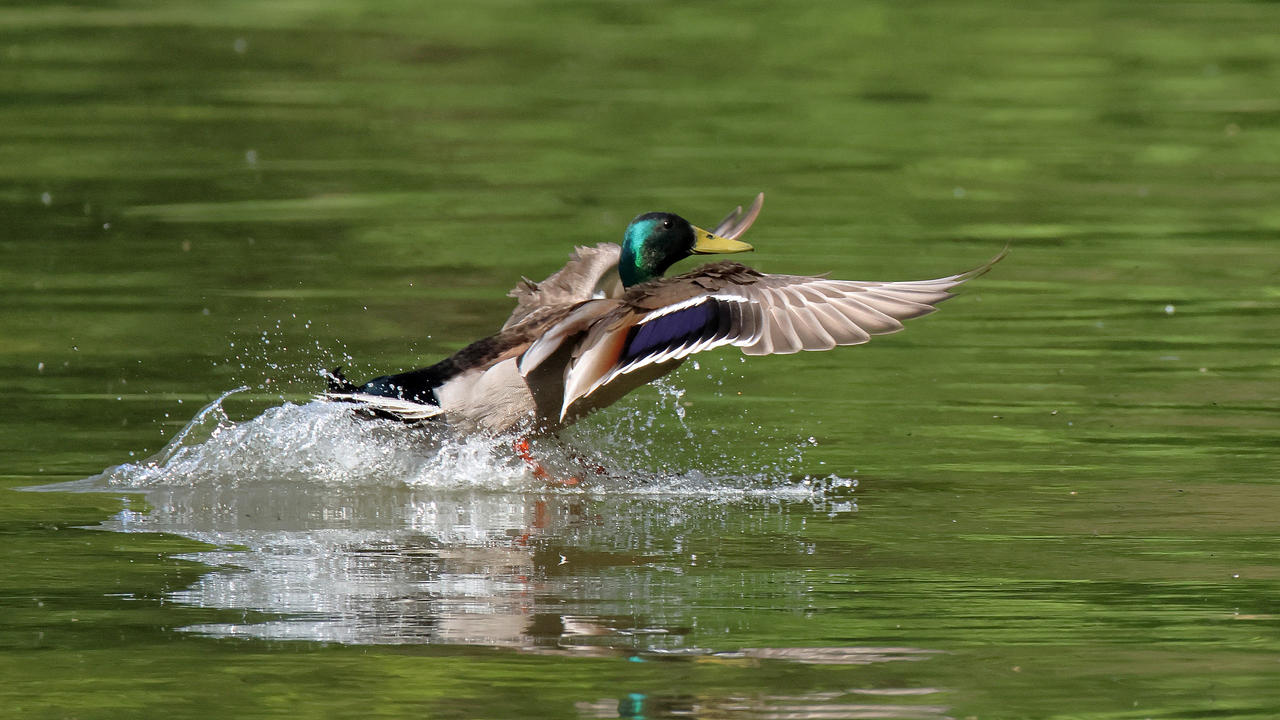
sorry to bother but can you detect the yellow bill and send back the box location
[691,225,754,254]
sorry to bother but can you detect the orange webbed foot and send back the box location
[513,438,582,486]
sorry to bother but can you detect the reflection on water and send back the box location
[71,393,870,655]
[577,688,950,720]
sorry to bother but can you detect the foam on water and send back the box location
[82,383,833,500]
[85,388,535,492]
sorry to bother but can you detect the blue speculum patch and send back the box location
[624,300,719,363]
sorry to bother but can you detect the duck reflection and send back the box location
[98,478,823,649]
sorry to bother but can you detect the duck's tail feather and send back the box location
[319,392,446,422]
[323,366,359,393]
[318,366,446,423]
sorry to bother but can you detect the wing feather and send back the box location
[761,291,804,354]
[711,192,765,240]
[741,301,772,356]
[827,297,905,334]
[805,301,871,346]
[738,301,765,347]
[777,287,837,350]
[852,290,937,320]
[738,250,1004,355]
[518,300,619,376]
[503,243,622,329]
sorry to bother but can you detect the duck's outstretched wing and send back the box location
[733,248,1005,355]
[522,249,1005,420]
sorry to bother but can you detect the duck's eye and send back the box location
[662,219,672,229]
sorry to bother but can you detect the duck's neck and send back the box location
[619,246,661,287]
[619,229,682,287]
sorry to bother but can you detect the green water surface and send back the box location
[3,1,1279,718]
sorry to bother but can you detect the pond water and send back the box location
[3,1,1279,718]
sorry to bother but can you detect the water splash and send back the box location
[64,385,858,648]
[83,376,835,500]
[553,374,823,494]
[87,391,530,491]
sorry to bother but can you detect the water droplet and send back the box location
[1163,304,1175,315]
[40,192,52,206]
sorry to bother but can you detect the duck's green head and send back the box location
[619,212,753,287]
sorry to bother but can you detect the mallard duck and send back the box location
[325,194,1003,437]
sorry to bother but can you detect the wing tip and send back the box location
[955,244,1009,283]
[714,192,766,240]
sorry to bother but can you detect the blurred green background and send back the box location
[2,1,1279,718]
